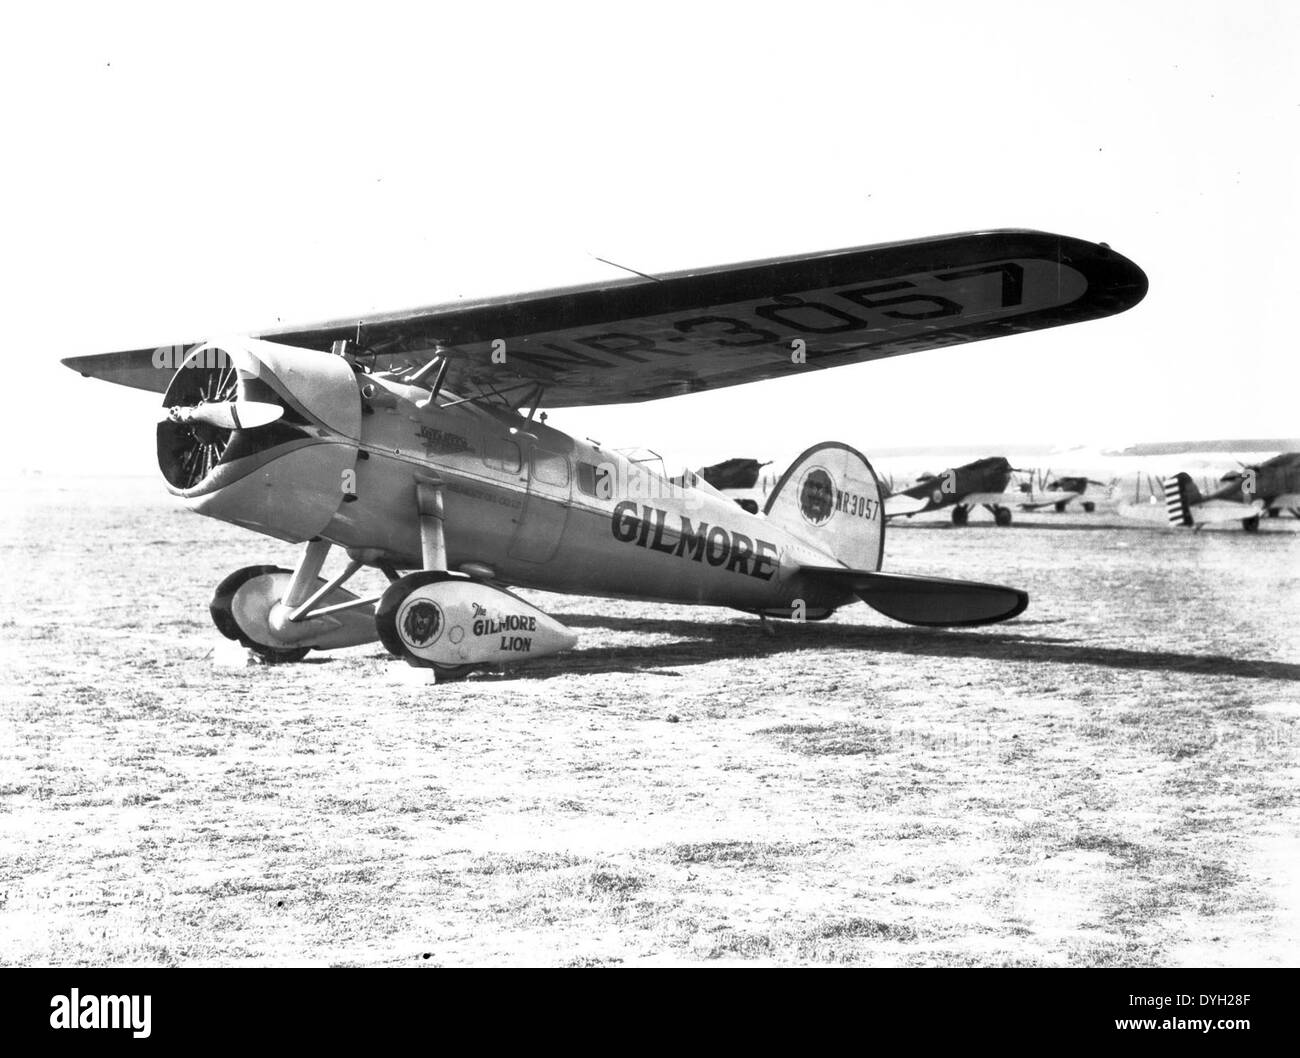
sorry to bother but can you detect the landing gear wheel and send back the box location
[1082,501,1096,513]
[993,506,1013,527]
[1054,500,1068,513]
[951,505,969,527]
[1242,515,1261,532]
[210,565,310,663]
[375,571,478,679]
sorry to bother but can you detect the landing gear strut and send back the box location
[376,480,476,679]
[209,539,382,662]
[376,479,577,676]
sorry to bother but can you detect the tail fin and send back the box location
[1163,472,1200,526]
[764,442,884,571]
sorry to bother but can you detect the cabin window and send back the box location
[533,449,570,487]
[577,461,614,499]
[483,438,522,473]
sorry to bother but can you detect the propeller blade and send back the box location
[168,400,284,431]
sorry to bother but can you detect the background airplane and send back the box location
[881,456,1031,526]
[1161,452,1300,531]
[697,457,774,515]
[708,454,1078,527]
[703,438,1300,530]
[1012,468,1109,513]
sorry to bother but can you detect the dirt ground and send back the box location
[1,475,1297,966]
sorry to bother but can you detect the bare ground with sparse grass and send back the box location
[1,476,1297,965]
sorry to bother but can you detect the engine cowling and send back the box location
[157,338,362,542]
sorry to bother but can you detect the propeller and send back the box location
[166,400,285,431]
[1010,466,1037,494]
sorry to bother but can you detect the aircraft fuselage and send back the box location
[1207,453,1300,506]
[900,456,1014,512]
[174,363,859,617]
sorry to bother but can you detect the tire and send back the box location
[210,566,310,663]
[1242,516,1261,532]
[951,505,969,527]
[375,570,479,679]
[993,506,1013,527]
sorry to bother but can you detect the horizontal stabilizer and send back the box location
[802,566,1028,627]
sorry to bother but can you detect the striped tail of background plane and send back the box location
[1162,472,1199,527]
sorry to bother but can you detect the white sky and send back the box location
[2,0,1296,478]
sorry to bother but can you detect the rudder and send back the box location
[1162,472,1199,527]
[764,442,885,571]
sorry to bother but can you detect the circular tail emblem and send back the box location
[400,599,444,648]
[798,467,836,526]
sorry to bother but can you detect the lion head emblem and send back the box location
[798,467,835,526]
[401,600,443,647]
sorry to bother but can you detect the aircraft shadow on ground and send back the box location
[531,613,1300,682]
[893,520,1299,535]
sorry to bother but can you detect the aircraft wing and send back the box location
[1017,490,1082,509]
[884,493,931,518]
[1190,499,1265,524]
[1267,493,1300,510]
[63,229,1146,407]
[957,492,1026,507]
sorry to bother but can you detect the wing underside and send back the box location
[1017,490,1082,508]
[63,229,1147,408]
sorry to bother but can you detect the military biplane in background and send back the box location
[1161,452,1300,531]
[1013,467,1110,513]
[1088,440,1300,531]
[63,230,1146,679]
[881,456,1033,526]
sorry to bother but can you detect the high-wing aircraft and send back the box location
[1161,452,1300,531]
[882,456,1035,526]
[63,230,1146,678]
